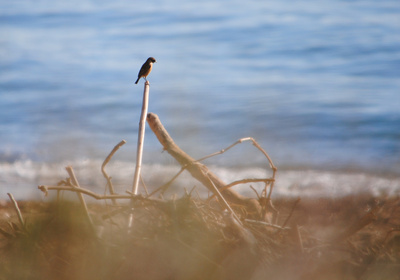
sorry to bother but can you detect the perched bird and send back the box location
[135,57,157,84]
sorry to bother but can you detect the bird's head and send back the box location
[148,57,157,63]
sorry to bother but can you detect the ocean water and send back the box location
[1,0,400,199]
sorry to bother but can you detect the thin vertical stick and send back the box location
[102,139,126,205]
[294,224,304,253]
[65,166,94,230]
[132,81,150,194]
[140,174,149,196]
[280,198,301,229]
[7,193,25,228]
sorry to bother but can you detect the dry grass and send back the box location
[1,193,399,280]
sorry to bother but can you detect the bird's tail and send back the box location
[135,78,139,84]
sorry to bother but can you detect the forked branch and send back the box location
[147,112,262,217]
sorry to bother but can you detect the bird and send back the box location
[135,57,157,84]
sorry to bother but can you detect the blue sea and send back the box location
[1,0,400,199]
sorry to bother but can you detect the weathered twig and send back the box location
[249,185,260,199]
[280,198,301,229]
[7,193,25,228]
[207,178,274,203]
[204,172,242,225]
[65,166,95,231]
[39,185,133,200]
[140,174,149,196]
[249,139,277,200]
[293,224,304,253]
[195,137,277,199]
[244,219,290,230]
[102,139,126,205]
[222,178,275,191]
[132,81,150,194]
[147,112,262,217]
[39,185,171,208]
[146,167,186,198]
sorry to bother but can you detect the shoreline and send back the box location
[1,159,399,200]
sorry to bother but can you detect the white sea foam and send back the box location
[1,160,399,200]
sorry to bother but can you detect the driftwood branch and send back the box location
[146,112,262,217]
[7,193,25,228]
[38,185,133,200]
